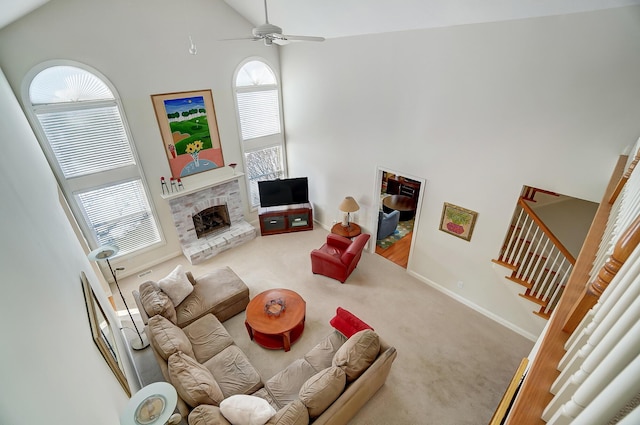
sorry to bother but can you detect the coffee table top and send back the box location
[383,194,416,212]
[245,288,306,335]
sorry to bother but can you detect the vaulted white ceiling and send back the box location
[222,0,640,39]
[1,0,639,37]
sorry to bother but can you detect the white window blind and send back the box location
[236,90,281,140]
[26,63,162,257]
[77,180,160,256]
[36,105,135,178]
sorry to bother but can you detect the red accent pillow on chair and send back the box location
[329,307,374,338]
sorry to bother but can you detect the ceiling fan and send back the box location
[226,0,325,46]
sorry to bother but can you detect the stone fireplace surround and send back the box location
[165,176,255,264]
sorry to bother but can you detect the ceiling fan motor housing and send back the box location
[253,23,282,37]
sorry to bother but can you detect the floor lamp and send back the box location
[88,245,149,350]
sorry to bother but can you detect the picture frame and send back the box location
[81,272,131,396]
[151,89,224,178]
[439,202,478,241]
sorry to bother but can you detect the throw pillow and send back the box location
[158,264,194,306]
[219,394,276,425]
[266,400,309,425]
[189,405,232,425]
[332,329,380,382]
[146,315,195,360]
[329,307,373,338]
[139,281,177,324]
[298,367,345,418]
[168,351,225,408]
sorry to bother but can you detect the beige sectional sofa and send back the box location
[135,266,397,424]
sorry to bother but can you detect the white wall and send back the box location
[0,0,279,277]
[280,7,640,338]
[0,67,131,424]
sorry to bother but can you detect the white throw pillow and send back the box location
[158,265,194,306]
[219,394,276,425]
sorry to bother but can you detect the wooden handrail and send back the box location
[504,155,627,425]
[609,147,640,204]
[518,198,576,265]
[562,213,640,332]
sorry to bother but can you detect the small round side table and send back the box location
[331,222,361,238]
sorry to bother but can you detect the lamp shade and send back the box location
[88,245,119,261]
[338,196,359,213]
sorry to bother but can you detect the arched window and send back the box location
[24,62,163,257]
[234,59,286,208]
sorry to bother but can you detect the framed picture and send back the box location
[81,272,130,396]
[439,202,478,241]
[151,89,224,178]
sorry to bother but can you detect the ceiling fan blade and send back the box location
[277,34,325,42]
[219,36,261,41]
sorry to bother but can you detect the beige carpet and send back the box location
[116,227,533,425]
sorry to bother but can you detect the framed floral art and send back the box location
[151,89,225,178]
[439,202,478,241]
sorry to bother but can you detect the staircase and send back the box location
[492,190,576,319]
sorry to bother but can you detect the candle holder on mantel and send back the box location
[229,163,237,175]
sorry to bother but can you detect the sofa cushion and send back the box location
[266,400,309,425]
[219,394,276,425]
[158,264,194,306]
[203,345,263,398]
[303,331,346,373]
[189,405,231,425]
[332,329,380,382]
[264,359,317,409]
[298,367,346,418]
[176,267,250,327]
[168,351,225,408]
[147,314,195,360]
[183,314,234,363]
[329,307,374,338]
[139,281,177,324]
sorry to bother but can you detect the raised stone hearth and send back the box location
[166,177,255,264]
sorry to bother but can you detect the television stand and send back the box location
[259,203,313,236]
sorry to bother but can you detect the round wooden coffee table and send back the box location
[244,288,306,352]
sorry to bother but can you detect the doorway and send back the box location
[372,167,424,269]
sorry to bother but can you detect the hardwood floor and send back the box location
[375,231,412,268]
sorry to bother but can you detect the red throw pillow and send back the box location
[329,307,373,338]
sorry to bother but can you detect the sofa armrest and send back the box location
[132,290,150,325]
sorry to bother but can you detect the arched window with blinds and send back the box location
[24,62,163,257]
[234,59,286,208]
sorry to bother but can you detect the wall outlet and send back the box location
[457,281,464,289]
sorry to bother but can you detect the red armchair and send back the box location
[310,233,371,283]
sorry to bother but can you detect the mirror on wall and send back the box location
[81,271,130,396]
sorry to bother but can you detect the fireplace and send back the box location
[193,204,230,239]
[166,177,256,265]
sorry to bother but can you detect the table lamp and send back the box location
[120,382,181,425]
[339,196,360,228]
[88,245,149,350]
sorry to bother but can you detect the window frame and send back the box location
[21,60,164,259]
[233,57,287,210]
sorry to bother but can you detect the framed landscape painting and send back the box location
[439,203,478,241]
[151,89,224,178]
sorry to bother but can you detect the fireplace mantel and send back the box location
[160,172,245,201]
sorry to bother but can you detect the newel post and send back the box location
[562,214,640,333]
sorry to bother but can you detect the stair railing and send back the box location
[494,198,576,319]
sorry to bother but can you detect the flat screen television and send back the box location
[258,177,309,207]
